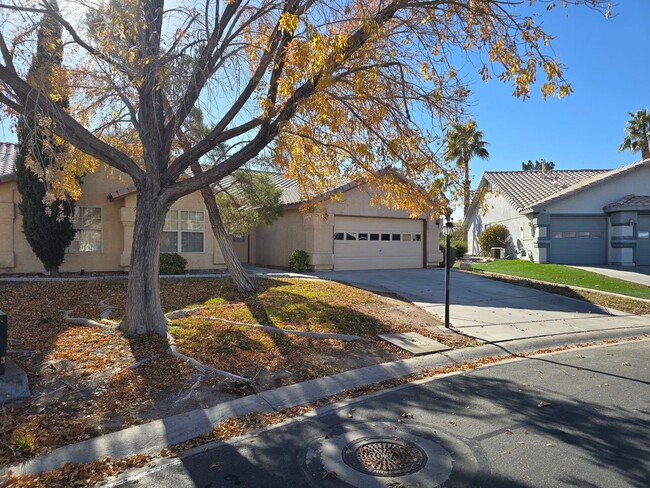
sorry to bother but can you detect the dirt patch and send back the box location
[0,277,477,468]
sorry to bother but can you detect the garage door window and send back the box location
[564,231,576,238]
[591,232,604,239]
[639,232,649,239]
[552,232,562,238]
[578,232,590,238]
[335,230,423,242]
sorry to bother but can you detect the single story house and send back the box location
[0,142,442,274]
[465,159,650,266]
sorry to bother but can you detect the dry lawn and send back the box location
[0,276,476,467]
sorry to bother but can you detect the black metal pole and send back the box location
[444,232,451,328]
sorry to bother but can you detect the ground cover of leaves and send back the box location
[0,277,476,469]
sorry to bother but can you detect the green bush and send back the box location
[289,250,309,272]
[478,224,510,255]
[452,241,468,259]
[440,244,457,268]
[160,253,187,275]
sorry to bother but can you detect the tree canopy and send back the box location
[619,109,650,161]
[15,0,77,276]
[521,159,555,171]
[0,0,612,335]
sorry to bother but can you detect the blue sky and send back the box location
[464,0,649,183]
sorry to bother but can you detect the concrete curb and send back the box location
[3,325,650,478]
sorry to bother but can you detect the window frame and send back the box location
[162,210,205,253]
[68,206,103,253]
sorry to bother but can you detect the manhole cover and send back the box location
[342,438,427,477]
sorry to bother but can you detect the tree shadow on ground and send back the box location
[369,359,650,487]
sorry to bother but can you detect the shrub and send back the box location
[478,224,510,255]
[452,241,468,259]
[440,244,457,268]
[160,253,187,275]
[289,250,309,272]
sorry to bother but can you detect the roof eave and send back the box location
[0,173,16,183]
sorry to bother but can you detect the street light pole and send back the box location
[444,219,453,329]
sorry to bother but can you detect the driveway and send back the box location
[571,265,650,287]
[308,268,650,343]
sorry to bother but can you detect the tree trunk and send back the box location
[48,266,60,277]
[192,162,256,292]
[642,141,650,161]
[120,188,168,336]
[463,154,470,243]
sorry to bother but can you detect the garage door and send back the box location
[333,216,424,271]
[550,217,607,265]
[637,215,650,265]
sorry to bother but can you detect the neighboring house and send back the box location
[0,142,442,274]
[465,159,650,266]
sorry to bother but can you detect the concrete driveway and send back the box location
[310,268,650,343]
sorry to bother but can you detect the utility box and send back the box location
[0,311,6,376]
[490,247,504,259]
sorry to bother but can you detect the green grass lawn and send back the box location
[470,260,650,300]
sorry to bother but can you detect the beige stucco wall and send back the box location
[120,191,226,272]
[0,164,130,274]
[0,164,228,274]
[254,183,442,270]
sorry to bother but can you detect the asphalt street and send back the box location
[106,339,650,488]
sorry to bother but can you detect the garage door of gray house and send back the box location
[550,217,607,265]
[638,215,650,265]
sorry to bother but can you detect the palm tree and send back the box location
[445,119,490,221]
[619,109,650,160]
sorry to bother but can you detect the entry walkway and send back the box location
[309,268,650,343]
[571,265,650,287]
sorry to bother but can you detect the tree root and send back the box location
[99,299,118,320]
[63,311,116,330]
[165,306,208,320]
[206,317,369,342]
[166,333,253,384]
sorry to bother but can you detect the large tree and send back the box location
[15,0,76,277]
[0,0,611,335]
[445,119,489,221]
[619,109,650,160]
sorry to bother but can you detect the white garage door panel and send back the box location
[334,216,423,271]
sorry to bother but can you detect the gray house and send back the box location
[465,159,650,266]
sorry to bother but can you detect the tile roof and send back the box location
[521,159,650,211]
[604,194,650,210]
[482,169,610,212]
[0,142,17,179]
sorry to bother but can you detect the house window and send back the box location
[162,210,204,253]
[68,207,102,253]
